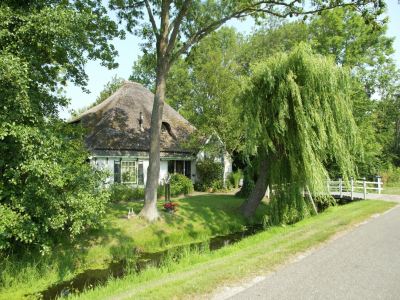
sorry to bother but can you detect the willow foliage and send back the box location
[242,45,360,223]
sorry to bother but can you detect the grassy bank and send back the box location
[0,194,267,299]
[67,200,396,300]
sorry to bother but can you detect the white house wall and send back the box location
[159,161,168,184]
[223,153,233,184]
[142,160,149,185]
[91,157,175,186]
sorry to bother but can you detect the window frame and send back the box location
[121,160,138,184]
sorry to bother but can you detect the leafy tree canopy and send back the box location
[241,45,359,219]
[0,0,121,252]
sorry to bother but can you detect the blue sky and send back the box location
[59,1,400,119]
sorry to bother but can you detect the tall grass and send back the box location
[0,195,267,299]
[69,200,396,300]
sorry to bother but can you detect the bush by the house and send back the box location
[169,173,194,196]
[158,173,194,198]
[228,169,243,188]
[195,158,224,191]
[110,184,145,202]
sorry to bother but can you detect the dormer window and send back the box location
[162,121,176,139]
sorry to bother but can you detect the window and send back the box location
[114,160,121,183]
[175,160,184,174]
[167,160,192,179]
[121,161,137,184]
[168,160,175,174]
[184,161,191,178]
[138,162,144,185]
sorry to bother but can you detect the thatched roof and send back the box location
[70,81,196,154]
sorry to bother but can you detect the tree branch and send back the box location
[170,0,362,63]
[144,0,159,40]
[166,0,191,57]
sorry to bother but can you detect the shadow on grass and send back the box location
[0,194,268,297]
[0,216,137,298]
[145,194,268,250]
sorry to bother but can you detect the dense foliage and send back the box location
[169,174,194,196]
[195,158,224,192]
[0,1,121,252]
[0,124,110,252]
[158,174,194,197]
[228,170,243,189]
[110,184,145,202]
[108,173,194,203]
[241,45,359,222]
[243,9,399,176]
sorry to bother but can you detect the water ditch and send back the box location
[37,195,360,299]
[38,225,263,299]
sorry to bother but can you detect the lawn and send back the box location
[69,200,396,300]
[0,194,267,299]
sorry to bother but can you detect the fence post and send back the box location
[376,176,382,194]
[339,177,343,199]
[350,177,354,200]
[363,177,367,200]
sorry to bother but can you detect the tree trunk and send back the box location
[139,1,171,222]
[139,65,168,222]
[241,155,269,218]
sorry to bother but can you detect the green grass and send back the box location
[68,200,396,300]
[0,194,267,299]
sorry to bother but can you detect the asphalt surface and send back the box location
[229,197,400,300]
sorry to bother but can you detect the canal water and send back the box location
[39,225,263,299]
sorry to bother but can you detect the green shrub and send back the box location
[228,170,243,188]
[196,158,224,191]
[169,174,194,196]
[0,123,110,253]
[159,174,194,198]
[381,166,400,186]
[266,188,310,225]
[110,184,145,202]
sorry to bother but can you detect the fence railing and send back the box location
[327,177,383,200]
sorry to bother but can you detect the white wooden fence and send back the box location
[327,177,383,200]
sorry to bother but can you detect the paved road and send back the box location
[229,197,400,300]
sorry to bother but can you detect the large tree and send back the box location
[110,0,384,221]
[131,27,244,154]
[0,1,121,251]
[240,45,359,218]
[308,7,400,173]
[239,7,398,176]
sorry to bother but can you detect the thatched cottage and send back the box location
[70,81,232,186]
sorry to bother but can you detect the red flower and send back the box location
[163,202,178,210]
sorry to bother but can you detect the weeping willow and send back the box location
[241,44,360,222]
